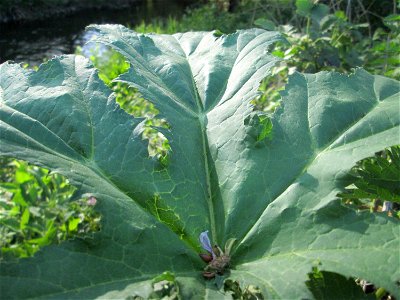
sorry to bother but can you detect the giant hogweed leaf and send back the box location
[86,26,285,244]
[0,55,203,299]
[0,26,399,299]
[0,29,283,298]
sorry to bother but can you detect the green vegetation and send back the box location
[0,159,100,259]
[341,146,400,215]
[114,0,400,111]
[0,0,399,298]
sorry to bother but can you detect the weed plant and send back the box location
[0,159,100,259]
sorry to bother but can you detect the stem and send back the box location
[346,0,352,22]
[199,115,218,245]
[356,0,372,39]
[306,17,310,36]
[383,35,390,74]
[189,73,217,245]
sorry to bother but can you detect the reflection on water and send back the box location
[0,0,185,65]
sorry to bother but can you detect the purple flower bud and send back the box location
[199,230,215,258]
[87,196,97,206]
[382,201,393,212]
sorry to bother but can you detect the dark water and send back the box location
[0,0,186,65]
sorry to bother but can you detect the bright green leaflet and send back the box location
[0,26,399,299]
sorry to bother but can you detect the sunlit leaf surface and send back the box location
[0,26,399,299]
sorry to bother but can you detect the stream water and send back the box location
[0,0,186,65]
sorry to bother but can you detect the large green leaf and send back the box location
[0,26,399,299]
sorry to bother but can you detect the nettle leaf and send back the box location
[0,26,399,299]
[341,146,400,203]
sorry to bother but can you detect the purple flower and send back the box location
[199,230,215,258]
[382,201,393,212]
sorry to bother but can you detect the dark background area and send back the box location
[0,0,189,64]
